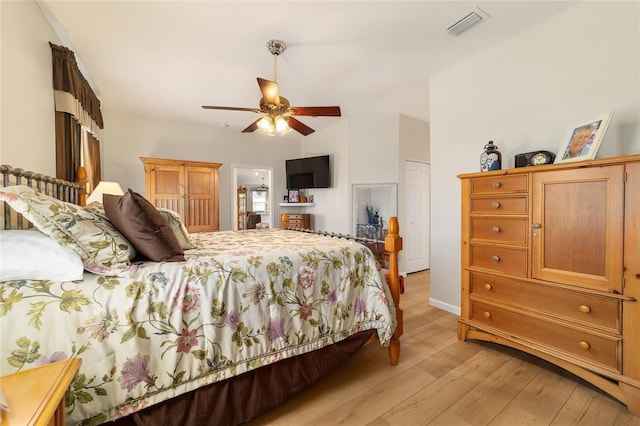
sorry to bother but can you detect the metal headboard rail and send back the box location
[283,226,388,267]
[0,164,84,230]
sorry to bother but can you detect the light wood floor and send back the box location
[249,270,640,426]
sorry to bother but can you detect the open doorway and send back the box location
[232,165,274,230]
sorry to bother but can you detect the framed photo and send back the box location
[554,111,613,164]
[288,189,299,203]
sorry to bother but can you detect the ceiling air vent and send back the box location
[446,7,489,36]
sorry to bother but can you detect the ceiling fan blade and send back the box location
[202,105,260,113]
[290,106,342,117]
[287,117,315,136]
[241,118,261,133]
[257,78,280,106]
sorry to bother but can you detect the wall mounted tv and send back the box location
[286,155,331,189]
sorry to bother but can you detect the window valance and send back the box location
[50,42,104,131]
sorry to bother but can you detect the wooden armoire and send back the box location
[140,157,221,233]
[458,154,640,416]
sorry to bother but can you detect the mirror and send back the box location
[352,183,397,239]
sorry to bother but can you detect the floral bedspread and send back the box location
[0,229,396,425]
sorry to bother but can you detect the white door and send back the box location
[405,161,430,273]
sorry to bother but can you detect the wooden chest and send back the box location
[458,155,640,416]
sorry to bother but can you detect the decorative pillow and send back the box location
[157,208,197,250]
[0,230,84,281]
[103,190,185,262]
[0,185,135,276]
[84,201,107,217]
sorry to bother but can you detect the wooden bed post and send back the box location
[385,216,403,365]
[76,166,88,206]
[280,212,289,229]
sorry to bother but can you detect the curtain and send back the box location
[55,112,82,183]
[83,132,102,193]
[50,42,103,130]
[50,43,103,185]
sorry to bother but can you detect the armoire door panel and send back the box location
[141,157,221,233]
[532,166,624,293]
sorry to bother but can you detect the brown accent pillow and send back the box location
[103,190,185,262]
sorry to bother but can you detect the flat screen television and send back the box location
[286,155,330,189]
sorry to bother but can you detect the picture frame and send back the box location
[288,189,299,203]
[554,111,613,164]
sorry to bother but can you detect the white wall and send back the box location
[301,112,401,234]
[103,109,302,230]
[0,1,60,173]
[429,1,640,313]
[302,112,429,274]
[300,119,350,233]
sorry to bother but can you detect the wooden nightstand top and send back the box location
[0,358,81,426]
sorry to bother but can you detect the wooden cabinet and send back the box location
[281,213,311,230]
[458,155,640,416]
[140,157,221,233]
[237,187,247,230]
[0,358,81,426]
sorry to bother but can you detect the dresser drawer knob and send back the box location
[532,223,541,229]
[578,341,591,350]
[578,305,592,313]
[492,202,501,209]
[492,226,501,233]
[484,283,493,291]
[492,182,501,188]
[483,311,492,318]
[491,256,500,263]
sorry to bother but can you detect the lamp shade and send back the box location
[86,181,124,204]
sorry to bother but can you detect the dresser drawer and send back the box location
[470,272,620,332]
[470,196,528,214]
[470,217,528,245]
[470,244,527,276]
[471,300,620,372]
[287,214,307,220]
[288,220,308,228]
[470,175,528,195]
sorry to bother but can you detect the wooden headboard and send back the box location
[0,165,87,230]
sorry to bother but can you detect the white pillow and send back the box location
[0,230,84,281]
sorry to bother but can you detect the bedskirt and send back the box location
[110,330,374,425]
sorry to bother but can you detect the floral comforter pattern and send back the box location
[0,229,396,425]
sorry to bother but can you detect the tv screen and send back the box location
[286,155,330,189]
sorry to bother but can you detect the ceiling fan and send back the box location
[202,40,341,136]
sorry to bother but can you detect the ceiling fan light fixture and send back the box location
[274,115,289,133]
[257,116,275,135]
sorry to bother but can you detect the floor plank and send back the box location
[248,270,640,426]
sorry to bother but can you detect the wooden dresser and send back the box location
[285,213,311,230]
[140,157,221,233]
[458,154,640,416]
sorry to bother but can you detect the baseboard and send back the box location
[429,298,460,316]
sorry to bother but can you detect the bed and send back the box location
[0,164,403,425]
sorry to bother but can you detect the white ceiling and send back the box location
[39,1,578,136]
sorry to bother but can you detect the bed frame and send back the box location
[1,164,404,423]
[281,212,404,365]
[0,164,87,229]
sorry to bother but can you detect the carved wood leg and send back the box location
[620,382,640,416]
[457,320,470,341]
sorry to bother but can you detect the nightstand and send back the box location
[0,358,81,426]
